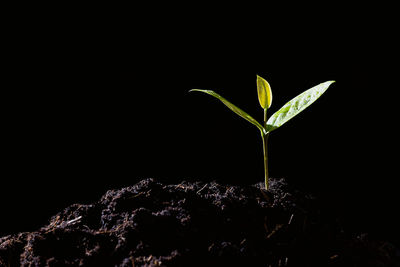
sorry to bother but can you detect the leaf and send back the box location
[189,89,264,132]
[266,81,335,132]
[256,75,272,109]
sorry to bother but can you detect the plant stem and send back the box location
[261,132,269,190]
[262,108,269,190]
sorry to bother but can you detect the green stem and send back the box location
[263,108,267,129]
[262,108,269,190]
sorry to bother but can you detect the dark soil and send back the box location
[1,178,399,266]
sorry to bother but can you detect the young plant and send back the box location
[189,76,335,190]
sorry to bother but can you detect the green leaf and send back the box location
[266,81,335,132]
[256,75,272,109]
[189,89,264,132]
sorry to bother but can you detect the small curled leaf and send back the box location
[257,75,272,109]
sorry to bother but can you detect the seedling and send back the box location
[190,76,335,190]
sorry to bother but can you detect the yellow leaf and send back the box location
[257,75,272,109]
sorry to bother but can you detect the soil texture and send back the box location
[1,178,399,266]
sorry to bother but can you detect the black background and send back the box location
[2,4,399,245]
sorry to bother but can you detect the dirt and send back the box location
[1,178,399,267]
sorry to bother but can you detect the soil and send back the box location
[1,178,399,267]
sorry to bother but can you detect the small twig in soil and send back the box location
[65,216,82,226]
[175,184,188,192]
[226,186,234,194]
[288,214,294,225]
[129,191,145,199]
[266,224,284,239]
[196,184,208,194]
[45,215,61,233]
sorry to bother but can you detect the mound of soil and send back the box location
[1,178,399,266]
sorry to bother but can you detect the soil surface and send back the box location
[1,178,399,266]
